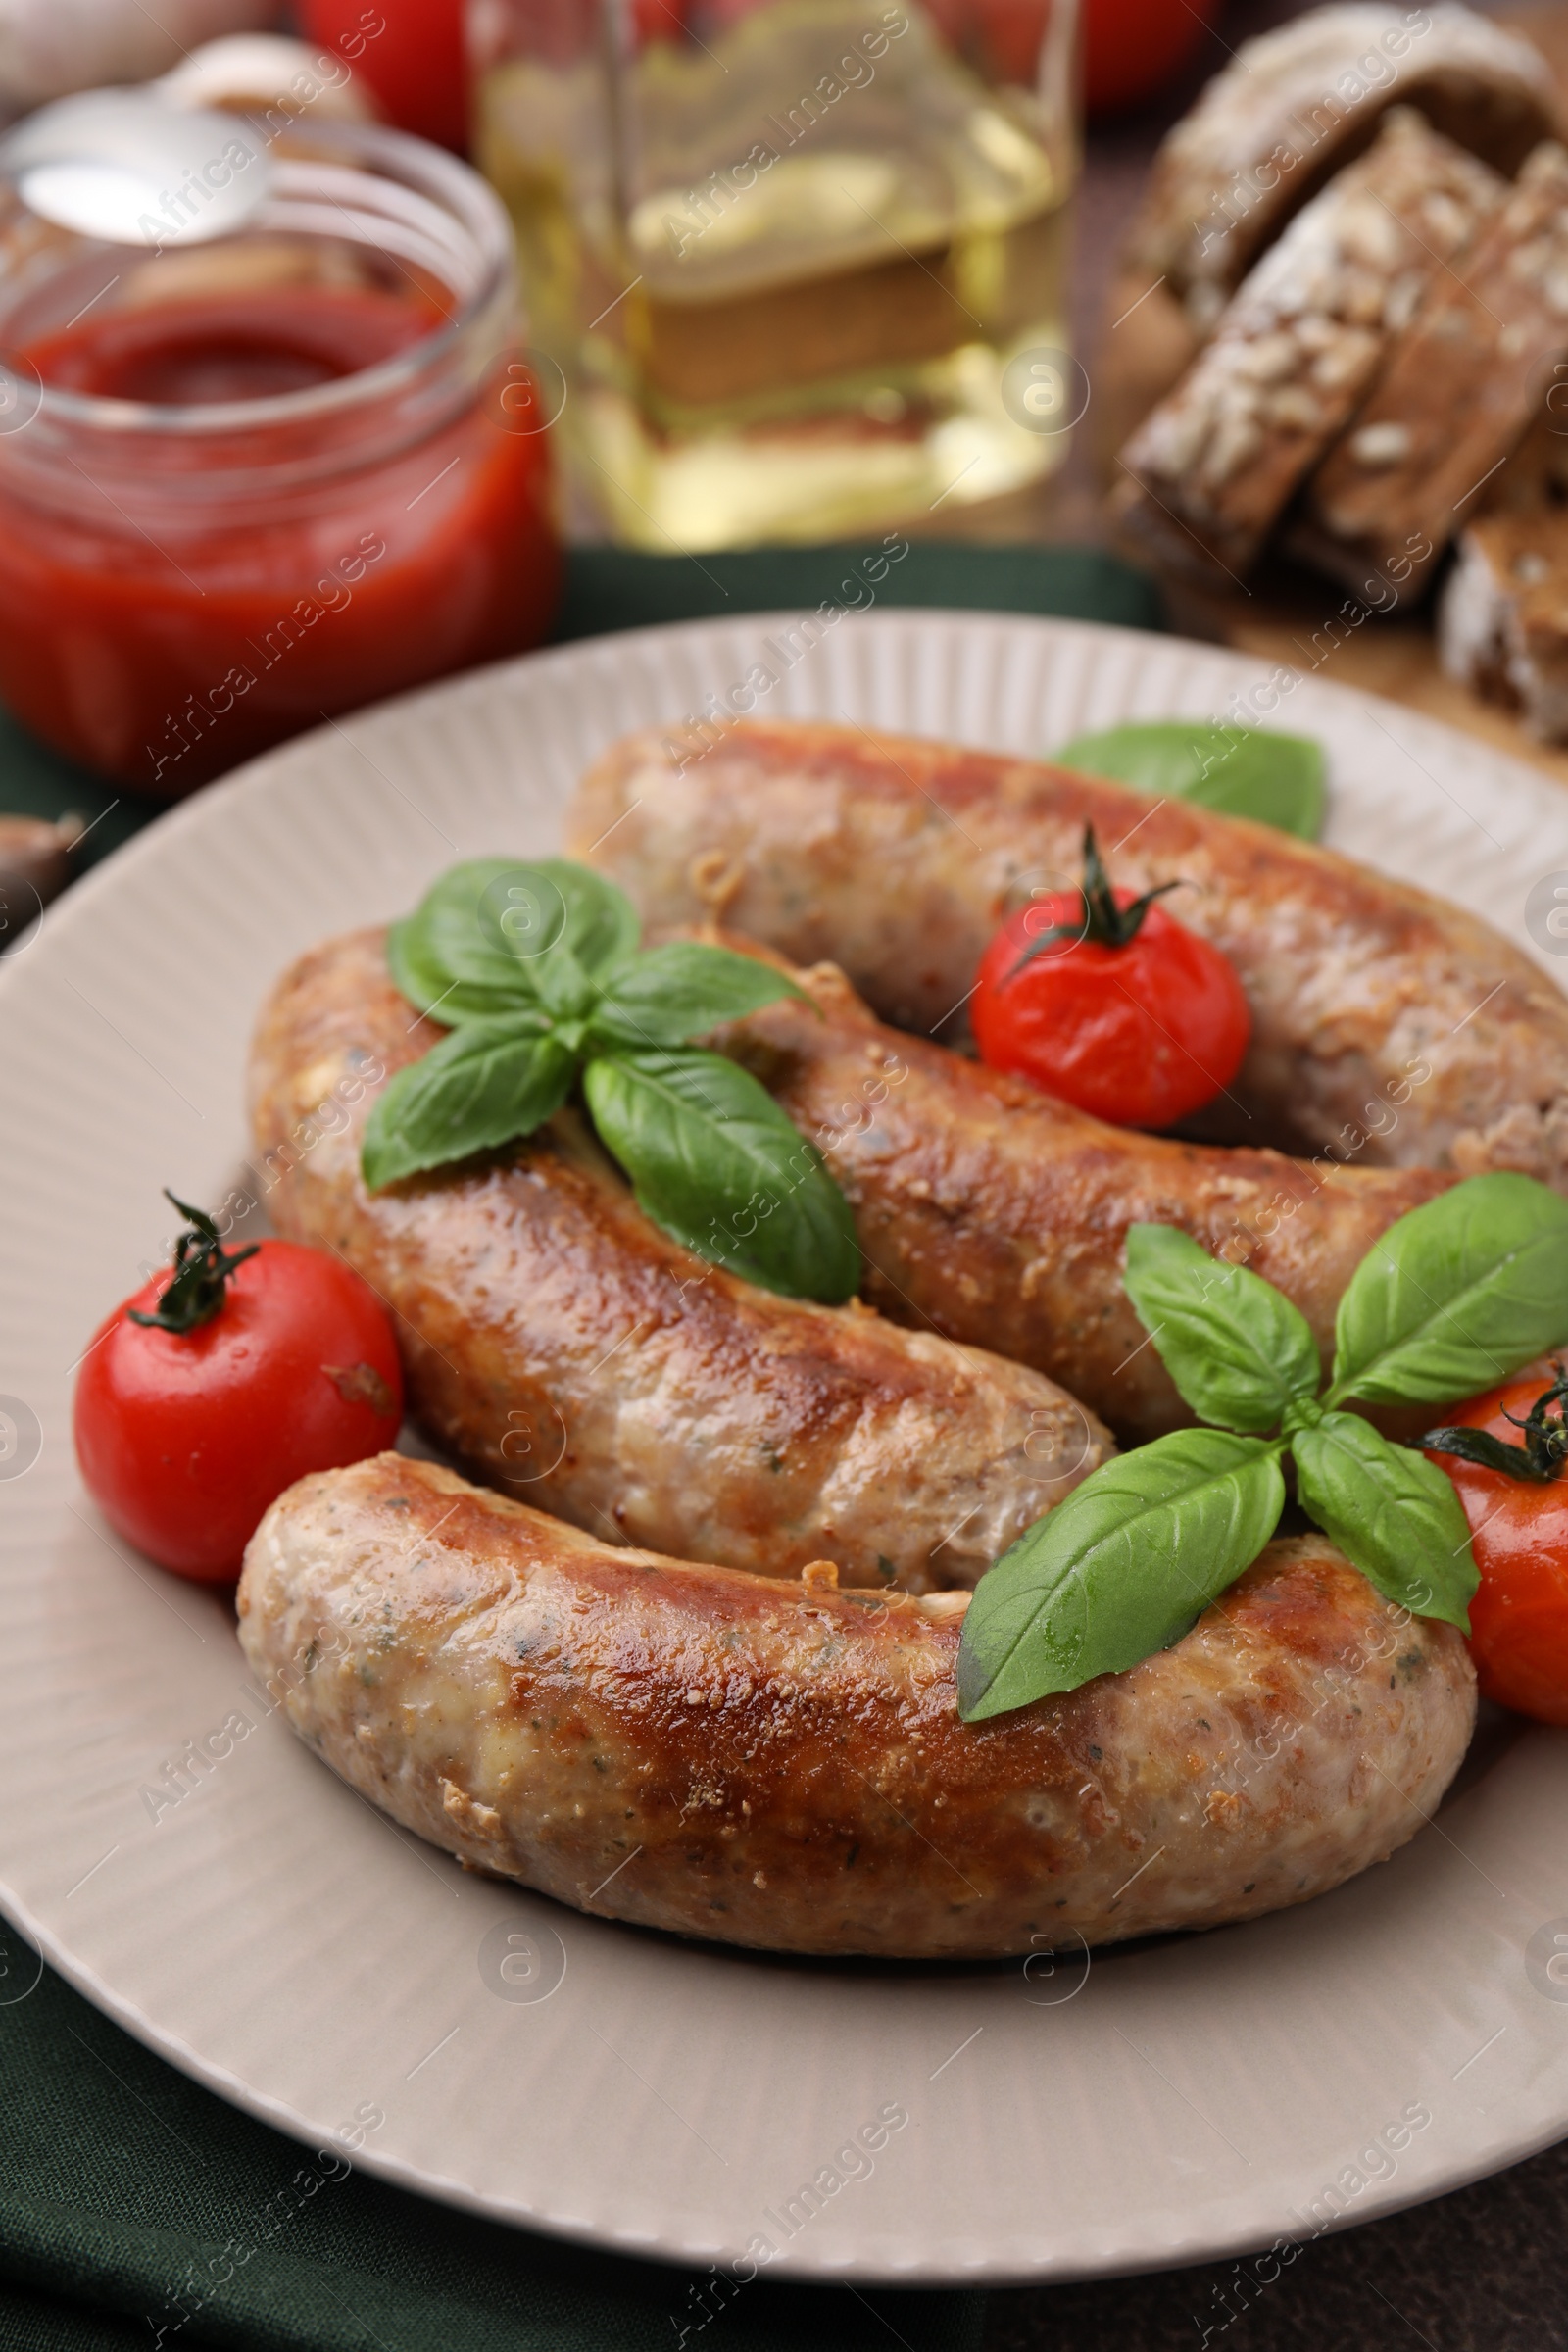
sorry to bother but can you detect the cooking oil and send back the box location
[476,0,1078,548]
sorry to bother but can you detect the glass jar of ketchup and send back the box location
[0,116,560,793]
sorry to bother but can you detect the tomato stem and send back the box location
[1423,1361,1568,1484]
[127,1191,259,1335]
[1004,826,1188,982]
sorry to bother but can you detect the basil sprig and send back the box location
[956,1429,1287,1722]
[363,858,859,1303]
[958,1175,1568,1720]
[1054,720,1326,839]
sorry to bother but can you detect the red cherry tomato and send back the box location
[632,0,690,41]
[1085,0,1217,116]
[302,0,469,153]
[971,865,1251,1130]
[74,1225,402,1584]
[1424,1365,1568,1725]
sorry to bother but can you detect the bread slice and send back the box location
[1122,2,1559,332]
[1440,510,1568,738]
[1114,110,1501,586]
[1297,140,1568,596]
[1464,395,1568,513]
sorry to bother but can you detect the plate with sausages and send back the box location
[4,607,1568,2284]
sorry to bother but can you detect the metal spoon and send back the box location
[0,90,271,247]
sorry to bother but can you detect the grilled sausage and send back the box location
[248,930,1111,1592]
[237,1452,1477,1959]
[709,947,1451,1442]
[568,720,1568,1187]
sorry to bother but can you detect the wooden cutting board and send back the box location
[1089,0,1568,789]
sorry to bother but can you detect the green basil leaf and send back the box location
[406,858,641,1003]
[1292,1410,1478,1631]
[405,859,549,1002]
[1054,721,1326,840]
[956,1430,1286,1721]
[361,1020,572,1192]
[589,941,809,1049]
[530,939,598,1023]
[477,858,639,979]
[582,1047,860,1303]
[386,914,538,1024]
[1123,1223,1320,1432]
[1328,1173,1568,1407]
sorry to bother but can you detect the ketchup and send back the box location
[0,284,559,793]
[24,289,433,405]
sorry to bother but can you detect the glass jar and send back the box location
[473,0,1080,551]
[0,114,560,793]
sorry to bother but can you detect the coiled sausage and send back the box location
[569,720,1568,1187]
[710,947,1450,1442]
[237,1452,1476,1959]
[248,930,1111,1591]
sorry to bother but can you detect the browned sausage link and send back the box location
[568,719,1568,1187]
[709,948,1452,1442]
[237,1453,1477,1960]
[248,930,1112,1592]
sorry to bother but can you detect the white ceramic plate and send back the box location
[4,611,1568,2286]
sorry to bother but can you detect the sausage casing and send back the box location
[711,950,1451,1441]
[248,930,1111,1591]
[237,1453,1476,1959]
[569,720,1568,1185]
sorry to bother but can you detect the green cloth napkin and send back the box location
[0,1960,985,2352]
[0,540,1160,2349]
[550,540,1162,647]
[0,540,1162,868]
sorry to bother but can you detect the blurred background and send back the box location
[1,0,1559,854]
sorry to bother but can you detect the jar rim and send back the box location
[0,116,515,439]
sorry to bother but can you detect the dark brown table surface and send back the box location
[982,2138,1568,2349]
[973,6,1568,2343]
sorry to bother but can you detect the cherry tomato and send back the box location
[971,830,1251,1129]
[1424,1364,1568,1725]
[302,0,469,153]
[74,1202,402,1584]
[1084,0,1217,117]
[632,0,690,40]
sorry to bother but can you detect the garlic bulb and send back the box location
[0,0,279,123]
[156,32,374,122]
